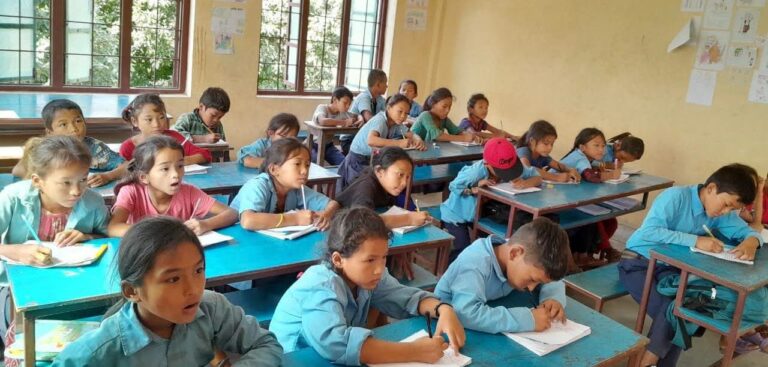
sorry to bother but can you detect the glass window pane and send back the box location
[66,22,92,54]
[0,51,20,83]
[0,17,21,50]
[67,0,93,23]
[0,2,49,86]
[19,51,35,83]
[154,58,174,87]
[65,54,92,85]
[93,24,120,55]
[94,0,121,25]
[130,57,153,87]
[133,0,158,28]
[350,0,368,21]
[130,1,179,89]
[131,26,155,58]
[155,29,175,59]
[1,1,20,17]
[33,19,50,53]
[157,0,178,27]
[92,55,118,87]
[258,0,298,91]
[33,50,49,84]
[348,20,365,45]
[32,0,50,18]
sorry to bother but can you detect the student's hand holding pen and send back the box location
[540,299,566,323]
[567,168,580,182]
[13,244,52,266]
[409,211,432,226]
[695,236,724,253]
[532,307,552,331]
[291,210,315,227]
[410,336,448,363]
[433,305,466,354]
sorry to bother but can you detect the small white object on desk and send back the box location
[505,319,591,356]
[450,141,482,147]
[258,224,317,240]
[487,182,542,196]
[368,329,472,367]
[2,241,109,268]
[197,231,234,247]
[381,206,427,235]
[604,174,630,184]
[184,164,209,175]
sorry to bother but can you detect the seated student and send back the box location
[119,94,212,164]
[237,113,300,169]
[440,138,542,263]
[344,69,389,155]
[337,147,431,228]
[311,86,359,165]
[269,207,466,365]
[108,136,237,237]
[516,120,579,183]
[435,218,570,333]
[599,132,645,170]
[741,173,767,231]
[172,86,230,144]
[11,137,43,179]
[52,217,283,366]
[13,99,128,187]
[399,79,422,119]
[557,127,621,182]
[619,163,763,367]
[411,88,482,144]
[459,94,518,141]
[231,138,339,231]
[337,94,426,189]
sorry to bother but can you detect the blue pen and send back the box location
[21,217,42,244]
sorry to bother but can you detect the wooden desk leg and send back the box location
[635,257,657,333]
[317,133,327,166]
[327,181,336,200]
[435,241,450,276]
[628,346,646,367]
[470,192,485,241]
[23,314,35,367]
[505,206,517,238]
[673,270,689,310]
[306,131,317,163]
[720,290,748,367]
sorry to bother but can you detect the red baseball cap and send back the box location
[483,137,523,182]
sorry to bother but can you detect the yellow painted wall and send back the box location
[425,0,767,226]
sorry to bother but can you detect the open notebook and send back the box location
[5,319,101,361]
[1,241,108,268]
[542,180,578,185]
[184,164,209,175]
[369,330,472,367]
[381,206,427,234]
[504,319,591,356]
[690,245,754,265]
[488,182,542,196]
[604,174,630,184]
[258,224,317,240]
[450,141,482,147]
[198,231,234,247]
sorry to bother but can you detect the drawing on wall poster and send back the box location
[726,45,758,68]
[732,8,760,42]
[748,71,768,103]
[695,31,730,70]
[703,0,735,30]
[686,69,718,106]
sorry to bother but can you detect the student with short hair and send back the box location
[311,86,359,165]
[237,113,301,169]
[343,69,389,154]
[398,79,422,118]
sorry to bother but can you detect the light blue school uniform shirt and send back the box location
[440,160,539,225]
[557,149,592,174]
[230,172,330,215]
[269,264,436,365]
[52,290,283,367]
[434,236,566,334]
[349,89,386,117]
[349,111,408,156]
[516,146,552,169]
[626,185,763,259]
[409,101,422,118]
[237,137,271,165]
[601,143,616,163]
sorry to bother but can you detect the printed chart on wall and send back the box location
[212,7,246,54]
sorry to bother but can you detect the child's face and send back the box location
[399,83,417,101]
[532,135,556,157]
[198,105,226,128]
[134,103,169,137]
[701,183,745,217]
[505,245,551,292]
[331,96,352,113]
[268,126,299,142]
[579,136,606,161]
[270,149,311,189]
[386,101,410,124]
[32,162,89,211]
[140,148,185,197]
[128,241,206,330]
[333,236,388,291]
[430,98,452,120]
[47,109,86,140]
[470,100,489,120]
[615,150,637,164]
[374,79,388,96]
[375,159,413,197]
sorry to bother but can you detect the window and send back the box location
[0,0,190,93]
[258,0,387,95]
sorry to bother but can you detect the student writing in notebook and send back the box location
[619,164,763,367]
[435,218,570,334]
[108,136,237,237]
[599,132,645,170]
[410,88,482,144]
[269,208,465,366]
[458,93,518,141]
[231,138,339,231]
[237,113,300,169]
[515,119,579,183]
[171,87,230,144]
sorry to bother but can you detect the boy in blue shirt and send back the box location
[435,218,571,334]
[343,69,388,154]
[619,163,763,367]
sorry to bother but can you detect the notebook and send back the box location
[488,182,542,196]
[604,174,630,184]
[504,320,591,356]
[450,141,482,147]
[574,204,612,216]
[258,224,317,240]
[368,330,472,367]
[542,180,578,185]
[197,231,234,247]
[184,164,209,175]
[622,167,642,175]
[601,197,641,211]
[381,206,427,234]
[2,242,108,268]
[5,320,100,361]
[690,245,754,265]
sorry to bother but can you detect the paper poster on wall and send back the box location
[214,33,234,54]
[668,19,693,52]
[732,8,760,42]
[748,71,768,102]
[407,0,428,8]
[212,7,246,36]
[686,69,718,106]
[406,9,427,31]
[759,44,768,74]
[727,45,759,67]
[682,0,706,12]
[695,31,730,70]
[737,0,766,6]
[703,0,735,30]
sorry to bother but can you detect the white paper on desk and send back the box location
[488,182,541,196]
[381,206,426,234]
[206,139,229,146]
[198,231,233,247]
[1,241,107,268]
[686,69,717,106]
[691,245,754,265]
[542,180,578,185]
[604,174,630,184]
[668,19,693,53]
[505,320,591,357]
[703,0,734,30]
[368,330,472,367]
[184,164,209,175]
[450,141,482,147]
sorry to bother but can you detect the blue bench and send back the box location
[563,264,628,312]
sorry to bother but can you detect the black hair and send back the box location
[28,135,91,178]
[266,112,300,136]
[608,132,645,160]
[372,146,414,172]
[41,99,84,131]
[564,127,605,158]
[704,163,758,205]
[367,69,388,88]
[466,93,489,112]
[386,93,412,109]
[260,137,310,172]
[399,79,418,94]
[331,86,354,102]
[106,216,204,317]
[517,120,558,148]
[114,135,184,196]
[324,207,391,268]
[122,93,167,124]
[423,87,455,112]
[509,217,570,280]
[199,87,231,112]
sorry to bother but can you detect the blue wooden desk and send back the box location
[637,245,768,367]
[302,120,360,166]
[6,223,452,366]
[282,296,648,366]
[473,173,675,238]
[407,142,483,166]
[0,93,133,119]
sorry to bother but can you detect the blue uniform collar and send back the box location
[483,236,509,284]
[19,180,91,231]
[691,184,705,216]
[118,301,205,356]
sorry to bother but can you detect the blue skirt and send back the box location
[337,151,370,189]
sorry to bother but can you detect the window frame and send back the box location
[258,0,388,96]
[0,0,191,94]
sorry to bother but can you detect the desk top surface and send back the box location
[651,245,768,291]
[0,94,134,119]
[407,142,484,165]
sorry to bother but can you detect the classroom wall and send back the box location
[424,0,767,227]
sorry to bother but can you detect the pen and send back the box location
[190,198,201,220]
[426,312,433,338]
[22,217,51,262]
[22,216,42,244]
[301,184,307,210]
[414,198,420,212]
[702,224,716,239]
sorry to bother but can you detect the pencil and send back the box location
[190,198,201,220]
[414,198,420,212]
[301,184,307,210]
[702,224,716,239]
[21,217,42,244]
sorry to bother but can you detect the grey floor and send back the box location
[413,192,767,366]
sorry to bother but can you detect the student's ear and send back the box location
[138,172,150,185]
[44,128,53,136]
[30,173,43,189]
[267,163,280,177]
[373,165,385,178]
[508,244,525,261]
[198,103,206,112]
[330,251,344,269]
[121,281,141,303]
[578,143,586,151]
[705,182,718,195]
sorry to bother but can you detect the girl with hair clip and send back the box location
[238,112,301,168]
[231,138,340,231]
[53,217,283,366]
[516,120,579,183]
[601,132,645,170]
[119,93,212,164]
[459,93,518,141]
[269,207,466,366]
[108,136,237,238]
[411,88,482,144]
[557,128,622,183]
[337,94,426,189]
